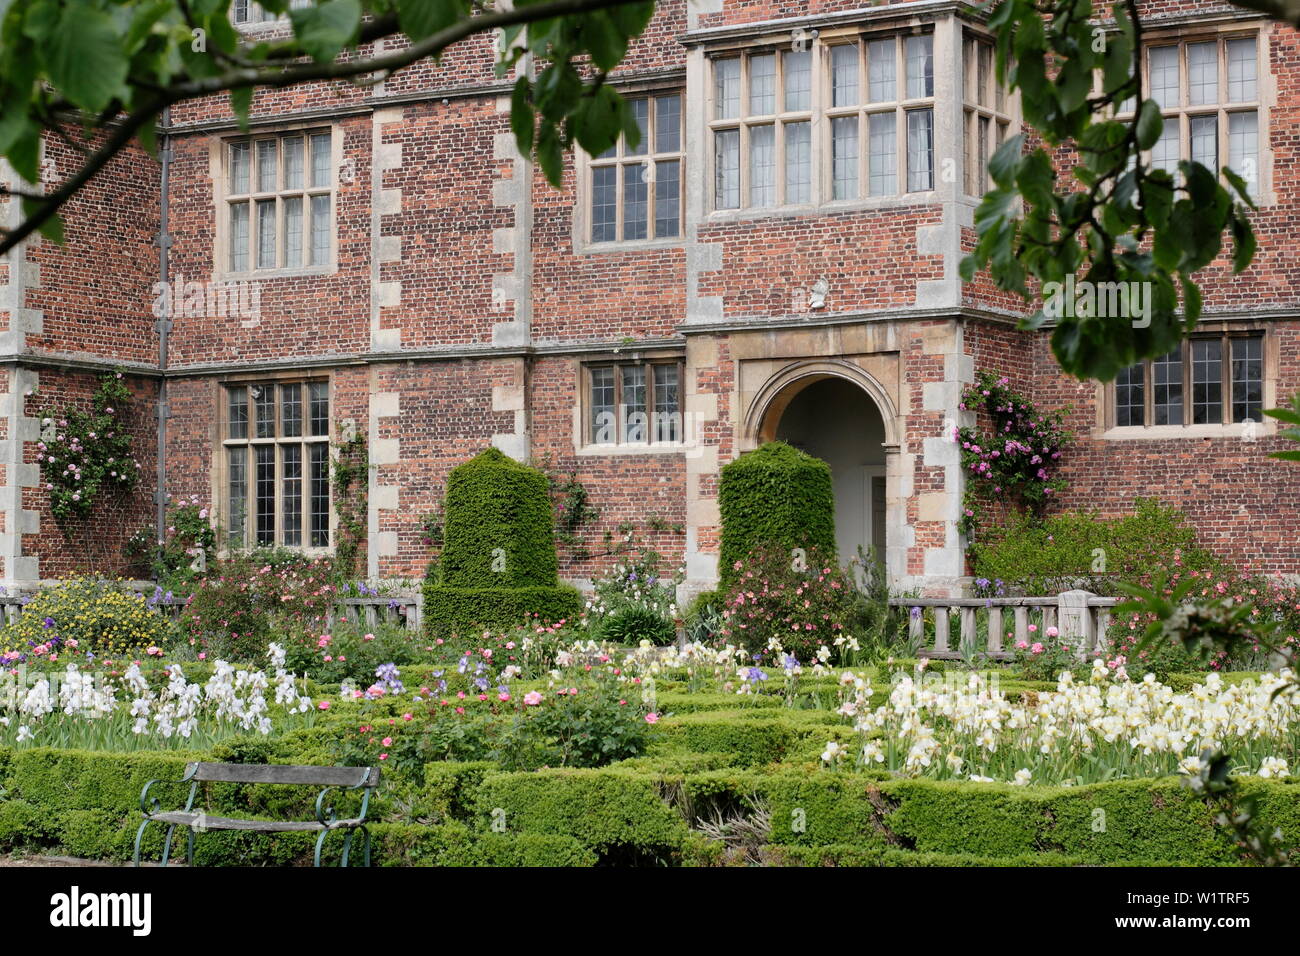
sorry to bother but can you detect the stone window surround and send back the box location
[210,121,343,281]
[573,350,689,455]
[209,370,337,558]
[1114,21,1274,206]
[1098,321,1278,440]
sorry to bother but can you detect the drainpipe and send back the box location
[155,108,172,572]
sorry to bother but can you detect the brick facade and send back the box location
[0,0,1296,593]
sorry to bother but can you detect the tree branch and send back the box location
[0,0,645,256]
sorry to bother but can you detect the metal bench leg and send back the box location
[186,827,195,866]
[339,829,355,867]
[132,819,153,867]
[160,824,179,867]
[360,826,371,867]
[313,828,330,868]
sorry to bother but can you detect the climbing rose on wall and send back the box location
[31,371,141,522]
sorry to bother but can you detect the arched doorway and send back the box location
[767,376,888,574]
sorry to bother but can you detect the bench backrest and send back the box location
[187,763,380,788]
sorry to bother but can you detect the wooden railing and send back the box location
[888,590,1118,661]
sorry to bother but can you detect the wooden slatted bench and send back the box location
[133,762,381,867]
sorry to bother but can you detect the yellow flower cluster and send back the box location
[0,578,168,659]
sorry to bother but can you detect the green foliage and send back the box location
[32,371,140,522]
[962,0,1257,380]
[183,551,336,659]
[133,494,217,591]
[958,371,1070,532]
[720,545,860,663]
[718,442,836,590]
[330,425,368,578]
[1266,393,1300,463]
[587,551,680,646]
[0,0,656,251]
[968,498,1222,596]
[423,584,583,640]
[0,578,168,661]
[425,448,580,636]
[282,620,426,685]
[440,448,558,588]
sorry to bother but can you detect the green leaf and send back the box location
[1231,213,1256,274]
[510,77,534,156]
[987,133,1023,187]
[1135,100,1163,151]
[230,86,253,131]
[290,0,362,63]
[1179,275,1202,325]
[536,121,563,187]
[21,197,63,244]
[46,2,129,113]
[398,0,464,41]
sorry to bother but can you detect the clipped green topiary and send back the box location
[424,448,581,636]
[718,441,836,589]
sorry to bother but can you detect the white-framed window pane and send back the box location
[1153,348,1184,425]
[831,115,859,200]
[310,133,331,188]
[623,164,648,240]
[309,442,329,547]
[230,202,249,271]
[714,128,740,208]
[283,196,303,268]
[256,139,277,192]
[1190,114,1217,169]
[867,38,896,102]
[1228,110,1259,192]
[1114,364,1145,427]
[230,142,250,193]
[907,109,934,191]
[869,113,897,196]
[831,44,859,107]
[1150,46,1180,110]
[749,125,776,207]
[1187,42,1218,106]
[1151,118,1179,176]
[621,366,647,443]
[714,58,741,119]
[590,367,615,443]
[1227,37,1258,102]
[282,443,302,548]
[1232,335,1263,422]
[750,53,777,115]
[655,160,681,237]
[906,35,934,99]
[591,166,617,242]
[256,200,276,269]
[1191,338,1223,424]
[280,383,302,437]
[227,446,247,546]
[283,137,304,190]
[783,49,812,111]
[310,194,330,265]
[653,365,681,443]
[255,444,275,545]
[655,94,681,153]
[784,121,811,204]
[627,97,649,156]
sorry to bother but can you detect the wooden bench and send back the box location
[133,762,381,867]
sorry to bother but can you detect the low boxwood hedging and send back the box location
[4,706,1298,866]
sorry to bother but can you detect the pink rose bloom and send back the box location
[1015,641,1028,650]
[363,633,375,642]
[1045,626,1059,638]
[402,713,413,721]
[324,655,333,662]
[381,737,392,747]
[1027,624,1038,633]
[379,754,389,761]
[1031,643,1044,654]
[524,691,543,706]
[644,713,659,725]
[318,701,331,710]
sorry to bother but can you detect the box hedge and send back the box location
[424,448,582,636]
[718,442,836,589]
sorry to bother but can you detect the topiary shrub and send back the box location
[424,448,582,637]
[718,442,836,591]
